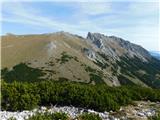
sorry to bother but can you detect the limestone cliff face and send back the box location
[87,32,151,62]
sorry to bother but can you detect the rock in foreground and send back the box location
[0,101,160,120]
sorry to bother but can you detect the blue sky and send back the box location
[1,0,160,51]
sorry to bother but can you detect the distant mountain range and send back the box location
[150,51,160,60]
[1,32,160,88]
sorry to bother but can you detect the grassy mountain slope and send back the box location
[1,32,160,88]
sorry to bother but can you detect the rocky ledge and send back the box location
[0,101,160,120]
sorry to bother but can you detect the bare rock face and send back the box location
[86,32,160,88]
[82,48,97,61]
[87,32,105,49]
[87,32,152,62]
[110,36,152,61]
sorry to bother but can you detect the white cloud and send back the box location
[78,2,112,15]
[1,2,88,35]
[1,1,160,51]
[127,2,159,16]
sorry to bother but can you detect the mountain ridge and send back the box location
[1,31,160,88]
[87,32,152,62]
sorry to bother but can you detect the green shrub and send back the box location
[93,60,108,70]
[116,56,160,88]
[78,113,102,120]
[84,66,96,73]
[60,52,73,64]
[27,112,68,120]
[89,73,104,84]
[1,80,160,112]
[1,81,40,111]
[8,117,16,120]
[118,75,135,85]
[1,63,45,83]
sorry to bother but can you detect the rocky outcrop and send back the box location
[87,32,105,49]
[86,32,152,62]
[82,48,97,61]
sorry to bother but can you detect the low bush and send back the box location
[78,113,102,120]
[1,80,160,112]
[27,112,68,120]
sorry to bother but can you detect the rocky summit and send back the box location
[87,32,151,61]
[1,31,160,88]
